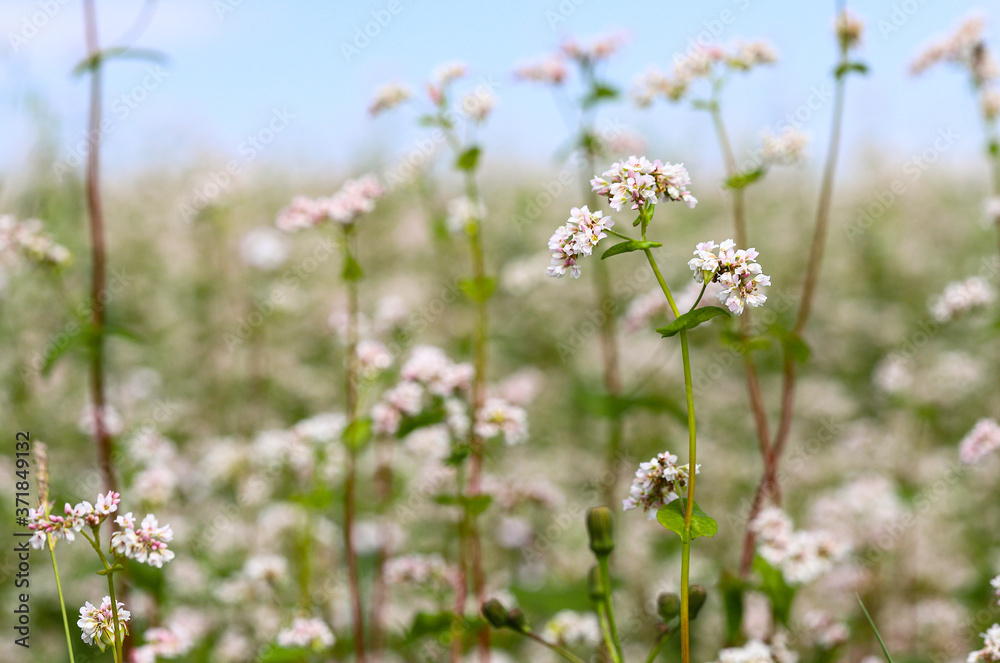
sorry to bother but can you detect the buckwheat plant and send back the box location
[635,4,867,594]
[28,450,174,662]
[371,61,503,661]
[275,171,385,662]
[515,29,635,506]
[486,156,769,663]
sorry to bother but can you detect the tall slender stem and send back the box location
[82,0,117,499]
[343,228,367,663]
[84,530,123,663]
[369,437,394,656]
[644,245,698,663]
[740,21,851,576]
[524,631,589,663]
[645,627,677,663]
[597,556,624,662]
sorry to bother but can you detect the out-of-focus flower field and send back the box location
[2,3,1000,663]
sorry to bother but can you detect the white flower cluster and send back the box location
[968,624,1000,663]
[0,214,71,267]
[709,635,797,663]
[78,596,130,652]
[910,14,998,84]
[132,612,203,663]
[959,418,1000,465]
[276,617,335,651]
[77,403,125,438]
[368,81,412,115]
[275,174,384,232]
[929,276,996,322]
[761,127,809,165]
[371,345,473,436]
[475,397,529,445]
[688,239,770,315]
[513,55,568,85]
[546,205,614,279]
[542,610,603,648]
[356,339,393,380]
[590,156,697,211]
[384,553,457,589]
[447,195,487,232]
[835,9,865,51]
[751,506,844,584]
[111,512,175,568]
[802,610,849,649]
[632,40,776,105]
[461,89,495,122]
[622,451,699,520]
[28,490,121,549]
[238,226,290,272]
[427,60,469,104]
[560,31,628,65]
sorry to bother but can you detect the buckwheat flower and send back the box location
[72,490,121,527]
[632,66,687,106]
[432,60,468,85]
[447,195,487,232]
[623,451,699,519]
[111,512,175,567]
[357,339,392,378]
[959,418,1000,465]
[275,175,384,232]
[984,88,1000,120]
[0,216,72,266]
[546,205,614,278]
[592,157,697,211]
[372,401,401,436]
[461,89,495,122]
[77,403,124,438]
[674,43,727,81]
[384,553,457,589]
[78,596,130,651]
[727,39,778,70]
[244,554,288,583]
[27,502,86,548]
[602,128,647,156]
[368,81,412,115]
[275,195,323,232]
[967,624,1000,663]
[761,127,809,165]
[751,507,843,584]
[384,380,424,416]
[802,610,849,649]
[688,239,770,315]
[293,412,346,445]
[276,617,335,651]
[495,367,544,406]
[513,56,568,85]
[475,398,528,445]
[710,639,778,663]
[910,14,997,85]
[929,276,996,322]
[238,226,290,271]
[835,9,865,51]
[542,610,602,648]
[561,31,627,64]
[991,575,1000,598]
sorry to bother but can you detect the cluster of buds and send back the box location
[275,174,384,232]
[27,491,121,549]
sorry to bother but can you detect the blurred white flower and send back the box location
[475,398,528,445]
[959,418,1000,465]
[77,403,124,438]
[761,127,809,165]
[929,276,995,322]
[276,617,335,651]
[239,226,290,271]
[369,81,412,115]
[447,195,487,232]
[542,610,602,648]
[514,56,568,85]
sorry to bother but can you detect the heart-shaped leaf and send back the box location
[656,307,730,337]
[456,146,481,171]
[656,500,718,542]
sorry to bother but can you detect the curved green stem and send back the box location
[524,631,589,663]
[83,529,123,663]
[645,626,677,663]
[43,515,75,663]
[597,556,624,662]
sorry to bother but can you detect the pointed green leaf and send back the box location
[600,240,661,260]
[456,146,481,171]
[768,324,811,363]
[656,500,718,542]
[582,82,620,109]
[753,556,796,626]
[834,61,869,79]
[342,253,363,281]
[342,417,372,451]
[726,168,765,190]
[656,306,730,337]
[73,47,168,76]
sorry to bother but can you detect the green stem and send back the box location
[524,631,589,663]
[645,626,677,663]
[597,556,624,662]
[83,530,123,663]
[689,280,709,312]
[45,527,75,663]
[595,601,619,663]
[643,247,698,663]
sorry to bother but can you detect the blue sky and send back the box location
[2,0,1000,181]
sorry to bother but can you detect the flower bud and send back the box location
[482,599,509,629]
[588,565,608,602]
[507,608,529,633]
[689,584,708,620]
[657,592,681,621]
[587,507,615,556]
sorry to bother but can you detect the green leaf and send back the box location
[989,140,1000,158]
[342,253,363,281]
[753,556,796,626]
[582,82,620,109]
[342,417,373,451]
[408,611,456,641]
[656,307,730,338]
[769,324,811,363]
[456,146,481,171]
[41,329,89,375]
[459,276,496,303]
[434,493,493,516]
[726,168,765,190]
[720,571,746,646]
[656,500,718,542]
[257,644,313,662]
[72,47,168,76]
[857,594,895,663]
[834,61,869,79]
[600,240,662,260]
